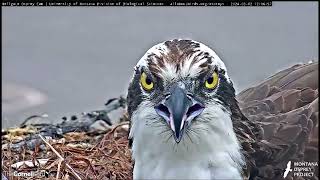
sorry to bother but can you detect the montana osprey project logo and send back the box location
[283,161,318,178]
[283,161,293,178]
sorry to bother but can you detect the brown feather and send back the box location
[236,62,319,180]
[146,39,210,76]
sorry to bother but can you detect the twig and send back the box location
[90,121,129,151]
[20,113,48,127]
[56,159,62,180]
[106,121,130,137]
[38,134,82,180]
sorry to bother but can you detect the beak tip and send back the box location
[174,137,182,143]
[173,131,183,143]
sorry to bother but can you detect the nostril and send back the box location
[164,93,171,100]
[186,103,205,117]
[186,93,194,101]
[186,93,193,98]
[155,104,170,119]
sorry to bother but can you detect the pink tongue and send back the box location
[180,114,187,130]
[169,116,175,132]
[169,115,187,132]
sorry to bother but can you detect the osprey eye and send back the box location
[205,72,219,89]
[140,72,154,91]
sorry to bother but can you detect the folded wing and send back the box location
[236,62,318,180]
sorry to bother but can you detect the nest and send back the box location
[2,122,133,180]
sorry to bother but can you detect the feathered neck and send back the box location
[129,101,246,179]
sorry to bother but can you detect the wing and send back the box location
[235,62,318,180]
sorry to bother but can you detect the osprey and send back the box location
[126,39,318,180]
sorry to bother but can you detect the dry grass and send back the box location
[1,122,133,180]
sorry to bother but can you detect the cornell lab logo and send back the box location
[283,161,318,178]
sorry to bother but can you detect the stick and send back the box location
[38,134,82,180]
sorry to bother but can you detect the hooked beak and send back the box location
[154,86,205,143]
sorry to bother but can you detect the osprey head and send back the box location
[127,39,237,144]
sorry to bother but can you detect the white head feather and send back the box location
[128,39,244,179]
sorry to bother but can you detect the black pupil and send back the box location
[207,77,214,84]
[146,77,152,85]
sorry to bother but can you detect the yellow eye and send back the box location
[205,72,219,89]
[140,72,154,91]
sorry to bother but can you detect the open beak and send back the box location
[154,86,205,143]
